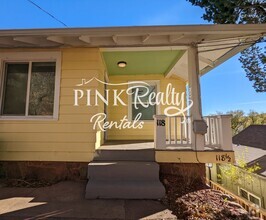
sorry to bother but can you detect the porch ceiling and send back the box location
[166,37,257,80]
[102,50,185,75]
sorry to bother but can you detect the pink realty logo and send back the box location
[73,78,193,131]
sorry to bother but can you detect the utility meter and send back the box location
[193,120,208,135]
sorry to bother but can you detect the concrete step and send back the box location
[85,161,165,199]
[85,180,164,199]
[87,161,159,181]
[94,149,155,161]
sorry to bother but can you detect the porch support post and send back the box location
[154,115,167,149]
[187,45,205,151]
[218,115,233,151]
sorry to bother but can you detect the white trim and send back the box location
[165,50,187,79]
[0,52,61,61]
[142,34,151,43]
[0,25,264,52]
[54,54,61,120]
[0,51,61,120]
[0,116,56,121]
[199,56,215,67]
[0,60,5,114]
[99,52,109,82]
[112,35,118,44]
[78,35,91,44]
[25,61,32,116]
[13,37,41,45]
[47,36,65,44]
[0,24,265,36]
[128,80,160,122]
[169,34,185,43]
[100,46,188,52]
[238,187,262,207]
[200,43,252,75]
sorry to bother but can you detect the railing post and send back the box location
[153,115,166,149]
[218,115,233,151]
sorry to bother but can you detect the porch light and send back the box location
[206,163,213,168]
[117,61,127,68]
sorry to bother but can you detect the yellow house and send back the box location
[0,24,265,199]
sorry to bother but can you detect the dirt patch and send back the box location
[0,161,88,182]
[161,174,259,220]
[0,178,56,187]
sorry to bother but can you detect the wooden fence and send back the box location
[207,179,266,219]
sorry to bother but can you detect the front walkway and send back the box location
[0,181,176,220]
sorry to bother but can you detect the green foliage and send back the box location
[187,0,266,92]
[218,148,261,184]
[240,45,266,92]
[225,110,266,135]
[187,0,266,24]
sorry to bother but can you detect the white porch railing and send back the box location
[204,116,221,148]
[154,114,233,151]
[166,116,192,147]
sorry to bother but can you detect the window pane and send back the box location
[132,104,156,120]
[28,62,55,116]
[2,63,28,115]
[249,195,260,206]
[240,189,248,200]
[132,85,156,103]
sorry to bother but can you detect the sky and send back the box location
[1,0,266,115]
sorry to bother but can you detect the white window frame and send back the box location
[0,52,61,120]
[128,80,160,122]
[238,187,262,207]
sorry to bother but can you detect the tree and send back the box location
[226,110,266,134]
[187,0,266,92]
[239,45,266,92]
[227,110,248,135]
[218,148,261,186]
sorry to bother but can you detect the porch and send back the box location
[99,41,236,164]
[97,114,234,164]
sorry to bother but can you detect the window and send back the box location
[239,188,261,207]
[0,52,60,119]
[249,194,261,207]
[129,81,159,121]
[2,63,29,115]
[0,52,61,120]
[240,188,249,200]
[1,62,56,117]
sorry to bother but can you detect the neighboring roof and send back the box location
[0,24,266,78]
[233,125,266,150]
[233,145,266,177]
[232,125,266,177]
[251,155,266,177]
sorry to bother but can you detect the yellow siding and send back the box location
[0,48,187,161]
[0,48,105,162]
[95,53,106,149]
[107,75,186,140]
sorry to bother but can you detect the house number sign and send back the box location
[157,119,165,126]
[216,153,232,162]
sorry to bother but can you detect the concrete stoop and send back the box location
[94,148,155,161]
[85,161,165,199]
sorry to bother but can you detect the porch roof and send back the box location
[0,24,265,78]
